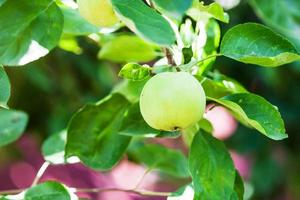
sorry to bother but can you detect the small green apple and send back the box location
[140,72,206,131]
[77,0,119,27]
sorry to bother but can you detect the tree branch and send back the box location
[31,161,50,186]
[0,187,172,197]
[76,188,171,197]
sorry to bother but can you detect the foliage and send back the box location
[0,0,299,199]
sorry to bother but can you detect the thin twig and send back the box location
[31,161,50,186]
[179,53,222,71]
[0,187,171,197]
[0,189,24,195]
[75,188,171,197]
[133,168,153,190]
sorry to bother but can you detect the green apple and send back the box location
[77,0,119,27]
[140,72,206,131]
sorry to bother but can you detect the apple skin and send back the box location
[140,72,206,131]
[77,0,119,27]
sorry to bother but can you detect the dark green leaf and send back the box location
[66,94,131,170]
[111,0,176,45]
[189,130,235,200]
[119,63,151,81]
[119,103,160,137]
[25,181,72,200]
[208,93,287,140]
[168,185,194,200]
[249,0,300,51]
[152,0,192,19]
[156,130,181,138]
[230,171,244,200]
[220,23,300,67]
[128,142,189,178]
[0,0,63,66]
[197,73,247,99]
[182,47,193,64]
[0,66,10,107]
[99,35,159,63]
[61,7,99,35]
[0,109,28,147]
[188,2,229,23]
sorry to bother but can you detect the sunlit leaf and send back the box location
[42,130,79,165]
[119,63,151,81]
[61,7,99,35]
[208,93,287,140]
[111,0,176,45]
[188,2,229,23]
[220,23,300,67]
[197,73,247,99]
[66,94,131,170]
[113,79,148,103]
[189,130,235,199]
[0,0,63,66]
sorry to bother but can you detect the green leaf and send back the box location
[128,142,189,178]
[0,109,28,147]
[188,2,229,23]
[151,0,192,20]
[61,7,99,35]
[0,0,63,66]
[249,0,300,51]
[230,171,244,200]
[119,63,151,81]
[119,103,181,138]
[208,93,287,140]
[182,47,193,64]
[25,181,72,200]
[66,94,131,170]
[111,0,176,45]
[42,130,79,165]
[58,35,82,54]
[189,130,235,200]
[182,119,213,146]
[197,73,247,99]
[113,79,148,103]
[168,185,194,200]
[119,103,160,137]
[99,35,159,63]
[220,23,300,67]
[0,66,10,107]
